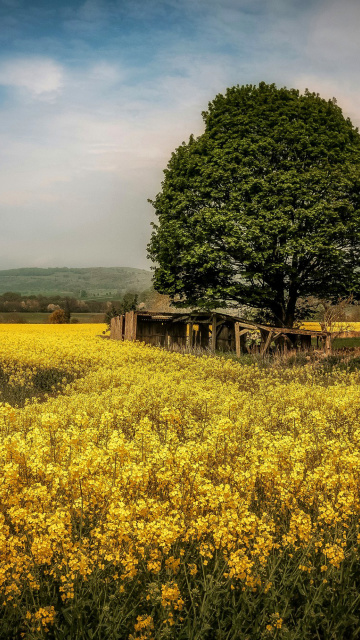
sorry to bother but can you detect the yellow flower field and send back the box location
[1,324,360,639]
[301,321,360,332]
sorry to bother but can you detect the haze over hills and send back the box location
[0,267,153,298]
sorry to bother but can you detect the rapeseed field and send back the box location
[1,325,360,639]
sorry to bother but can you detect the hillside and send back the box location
[0,267,153,298]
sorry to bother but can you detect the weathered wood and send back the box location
[325,332,332,354]
[124,312,130,341]
[111,310,329,354]
[119,314,124,340]
[110,315,123,340]
[124,311,137,341]
[188,322,193,348]
[260,329,274,355]
[272,333,283,343]
[132,312,137,341]
[199,323,210,348]
[282,333,293,352]
[115,316,121,340]
[216,322,226,337]
[211,314,217,351]
[166,330,171,349]
[110,317,116,340]
[300,334,311,350]
[235,322,241,357]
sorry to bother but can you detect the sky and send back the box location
[0,0,359,270]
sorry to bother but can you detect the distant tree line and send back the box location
[0,291,142,316]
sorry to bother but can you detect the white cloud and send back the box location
[0,57,64,97]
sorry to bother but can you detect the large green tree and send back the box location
[148,83,360,327]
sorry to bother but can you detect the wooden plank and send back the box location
[132,311,137,341]
[113,316,119,340]
[124,312,130,341]
[116,316,123,340]
[199,323,210,348]
[272,332,282,342]
[119,314,124,340]
[325,332,331,354]
[110,317,116,340]
[260,330,273,355]
[211,314,217,351]
[235,322,241,357]
[283,333,293,352]
[233,320,327,337]
[124,311,137,341]
[188,322,193,348]
[110,316,123,340]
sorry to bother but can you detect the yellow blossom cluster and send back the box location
[0,324,360,637]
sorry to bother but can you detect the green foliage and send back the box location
[105,293,138,328]
[2,533,360,639]
[148,83,360,327]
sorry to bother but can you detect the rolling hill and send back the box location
[0,267,153,298]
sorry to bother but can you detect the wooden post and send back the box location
[124,312,131,341]
[110,315,123,340]
[133,312,137,341]
[239,329,249,354]
[325,332,331,355]
[110,317,116,339]
[211,314,217,352]
[119,314,124,340]
[124,311,137,341]
[235,322,241,357]
[260,330,273,356]
[114,316,120,340]
[188,322,193,349]
[165,326,172,350]
[260,329,268,354]
[199,323,209,349]
[276,332,292,352]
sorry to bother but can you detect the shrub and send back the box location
[49,309,67,324]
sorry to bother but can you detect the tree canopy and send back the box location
[148,82,360,327]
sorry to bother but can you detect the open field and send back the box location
[1,325,360,638]
[0,312,105,324]
[302,322,360,332]
[330,337,360,349]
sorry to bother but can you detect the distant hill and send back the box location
[0,267,153,298]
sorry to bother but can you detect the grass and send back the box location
[331,337,360,349]
[0,312,105,323]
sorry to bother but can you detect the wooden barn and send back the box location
[110,310,330,355]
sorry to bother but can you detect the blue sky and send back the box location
[0,0,359,270]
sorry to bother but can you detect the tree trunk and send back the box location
[269,291,298,329]
[284,285,298,329]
